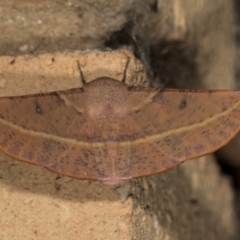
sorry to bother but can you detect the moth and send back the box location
[0,76,240,184]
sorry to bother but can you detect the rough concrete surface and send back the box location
[0,0,239,239]
[0,152,133,240]
[0,49,147,96]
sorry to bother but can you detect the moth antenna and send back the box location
[122,57,130,83]
[76,61,86,85]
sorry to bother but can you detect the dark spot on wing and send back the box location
[179,98,187,110]
[9,58,15,64]
[35,100,43,114]
[36,105,42,114]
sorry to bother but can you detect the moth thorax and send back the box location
[84,78,129,119]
